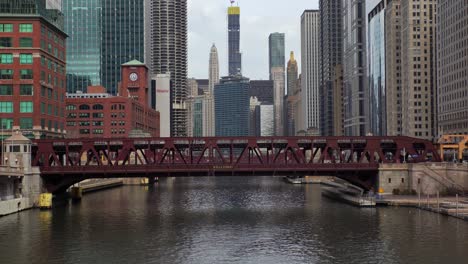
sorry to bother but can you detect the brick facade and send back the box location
[0,17,66,139]
[65,62,159,138]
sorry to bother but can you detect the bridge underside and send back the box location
[32,136,439,193]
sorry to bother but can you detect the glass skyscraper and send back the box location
[147,0,188,137]
[215,76,250,137]
[64,0,144,94]
[268,33,285,75]
[367,1,387,136]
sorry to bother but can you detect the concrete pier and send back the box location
[378,163,468,195]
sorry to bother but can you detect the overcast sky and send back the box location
[188,0,319,80]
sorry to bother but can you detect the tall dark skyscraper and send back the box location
[147,0,188,137]
[228,3,241,76]
[64,0,145,94]
[319,0,343,136]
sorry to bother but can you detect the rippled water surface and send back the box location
[1,177,468,264]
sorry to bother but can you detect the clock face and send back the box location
[129,72,138,82]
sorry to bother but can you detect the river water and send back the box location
[1,177,468,264]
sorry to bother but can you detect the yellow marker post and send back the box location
[39,193,52,209]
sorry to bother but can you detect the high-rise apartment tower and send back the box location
[147,0,188,137]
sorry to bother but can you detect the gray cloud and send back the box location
[188,0,319,80]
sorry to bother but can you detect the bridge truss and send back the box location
[32,136,439,193]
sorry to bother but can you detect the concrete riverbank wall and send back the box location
[378,163,468,195]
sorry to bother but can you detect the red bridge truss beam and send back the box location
[32,136,440,173]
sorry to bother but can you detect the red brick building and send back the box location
[65,61,160,138]
[0,5,66,139]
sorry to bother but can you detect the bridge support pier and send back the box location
[70,187,83,201]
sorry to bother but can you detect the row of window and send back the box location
[0,37,33,48]
[0,53,33,64]
[79,129,105,135]
[68,112,104,119]
[0,23,33,33]
[67,121,105,127]
[0,118,33,129]
[0,69,33,80]
[0,101,33,113]
[0,84,33,96]
[66,104,104,111]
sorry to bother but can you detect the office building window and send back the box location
[20,54,33,64]
[0,118,13,129]
[0,69,13,79]
[0,54,13,64]
[19,38,33,47]
[19,24,33,32]
[20,69,33,79]
[20,85,33,95]
[0,24,13,32]
[20,101,33,113]
[0,102,13,113]
[0,85,13,95]
[0,37,12,47]
[20,118,33,129]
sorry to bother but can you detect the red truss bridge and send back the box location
[32,136,440,193]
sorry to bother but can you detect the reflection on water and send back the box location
[1,177,468,264]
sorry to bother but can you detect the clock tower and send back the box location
[120,60,149,103]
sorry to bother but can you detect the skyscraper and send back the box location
[208,44,219,94]
[204,44,218,137]
[400,0,437,140]
[286,52,299,136]
[367,0,387,136]
[215,76,250,137]
[147,0,188,137]
[287,52,298,97]
[64,0,145,94]
[385,0,402,136]
[319,0,343,136]
[301,10,321,132]
[269,33,285,77]
[436,0,468,136]
[269,33,285,136]
[228,3,242,76]
[343,0,368,136]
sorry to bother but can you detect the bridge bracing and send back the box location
[32,136,440,193]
